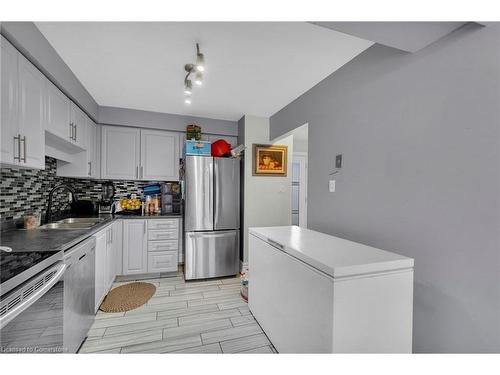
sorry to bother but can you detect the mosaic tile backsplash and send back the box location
[1,157,164,226]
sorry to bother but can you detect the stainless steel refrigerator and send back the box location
[184,155,240,280]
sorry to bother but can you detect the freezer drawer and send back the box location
[214,157,240,230]
[184,230,240,280]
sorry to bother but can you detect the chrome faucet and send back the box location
[45,184,77,224]
[0,246,12,253]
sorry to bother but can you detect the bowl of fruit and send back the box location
[119,197,142,214]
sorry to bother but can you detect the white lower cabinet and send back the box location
[122,219,148,275]
[94,220,122,312]
[94,229,107,312]
[121,218,180,275]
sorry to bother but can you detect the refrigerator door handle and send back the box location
[206,160,214,229]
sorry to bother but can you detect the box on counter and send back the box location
[185,140,211,156]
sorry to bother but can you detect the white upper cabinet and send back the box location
[87,118,99,178]
[57,115,100,178]
[18,54,45,169]
[1,36,45,169]
[140,129,179,181]
[45,79,71,141]
[101,126,179,181]
[101,125,141,180]
[1,36,19,165]
[70,102,87,150]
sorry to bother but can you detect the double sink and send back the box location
[40,217,107,230]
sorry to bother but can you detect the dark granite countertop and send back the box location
[0,213,182,253]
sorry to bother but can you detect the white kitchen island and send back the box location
[248,226,414,353]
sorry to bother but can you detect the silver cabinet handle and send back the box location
[140,165,144,179]
[136,166,139,179]
[74,123,77,142]
[69,123,73,141]
[21,136,26,163]
[13,134,21,162]
[88,161,92,176]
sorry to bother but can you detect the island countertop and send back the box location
[249,226,414,278]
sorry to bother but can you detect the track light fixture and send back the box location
[183,43,206,104]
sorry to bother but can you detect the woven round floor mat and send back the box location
[99,282,156,313]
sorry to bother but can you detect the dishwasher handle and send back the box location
[0,262,66,329]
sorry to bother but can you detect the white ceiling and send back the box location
[35,22,372,121]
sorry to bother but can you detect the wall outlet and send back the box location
[329,180,336,193]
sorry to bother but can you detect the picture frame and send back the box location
[253,144,288,176]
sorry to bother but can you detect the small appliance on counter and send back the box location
[98,181,115,214]
[161,182,181,214]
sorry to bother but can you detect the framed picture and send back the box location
[253,144,288,176]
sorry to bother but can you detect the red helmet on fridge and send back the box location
[211,139,231,157]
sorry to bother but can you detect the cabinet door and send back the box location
[94,229,107,312]
[70,103,87,149]
[140,129,179,181]
[122,220,147,275]
[101,126,140,180]
[87,119,97,178]
[18,53,45,169]
[45,80,71,141]
[0,36,19,165]
[105,227,115,289]
[112,220,123,276]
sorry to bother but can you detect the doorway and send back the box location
[290,124,308,227]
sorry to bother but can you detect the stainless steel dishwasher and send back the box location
[63,237,96,353]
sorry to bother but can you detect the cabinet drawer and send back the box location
[148,219,179,230]
[148,240,178,252]
[148,251,178,273]
[148,229,178,241]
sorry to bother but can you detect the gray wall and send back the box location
[239,115,293,263]
[1,22,99,120]
[99,106,238,136]
[270,23,500,352]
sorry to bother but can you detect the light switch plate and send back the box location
[329,180,336,192]
[335,154,342,169]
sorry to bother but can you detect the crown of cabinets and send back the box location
[101,126,179,181]
[1,36,45,169]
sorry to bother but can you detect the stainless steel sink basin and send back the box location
[57,217,105,224]
[39,217,106,230]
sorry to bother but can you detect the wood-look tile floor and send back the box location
[79,272,276,354]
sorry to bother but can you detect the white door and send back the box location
[1,36,19,165]
[123,220,147,275]
[70,103,87,150]
[140,129,179,181]
[45,80,71,141]
[101,126,140,180]
[18,53,45,169]
[94,229,107,312]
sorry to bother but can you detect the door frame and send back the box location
[293,152,308,228]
